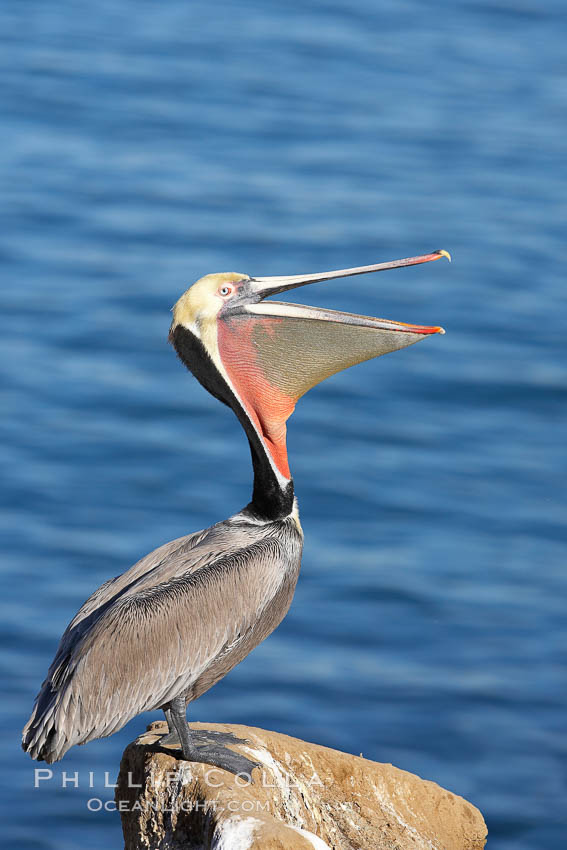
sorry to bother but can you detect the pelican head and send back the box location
[170,250,449,516]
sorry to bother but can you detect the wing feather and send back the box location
[23,518,301,762]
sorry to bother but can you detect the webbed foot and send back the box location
[157,723,259,776]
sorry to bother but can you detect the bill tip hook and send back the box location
[436,249,452,263]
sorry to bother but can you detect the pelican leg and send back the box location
[163,706,175,737]
[158,697,259,777]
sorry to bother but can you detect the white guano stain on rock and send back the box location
[288,824,332,849]
[244,743,306,823]
[371,780,438,850]
[212,815,261,850]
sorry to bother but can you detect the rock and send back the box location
[116,721,487,850]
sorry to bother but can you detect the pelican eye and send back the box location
[219,285,233,297]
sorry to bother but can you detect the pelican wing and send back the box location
[23,516,302,762]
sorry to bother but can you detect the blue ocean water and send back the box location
[1,1,566,847]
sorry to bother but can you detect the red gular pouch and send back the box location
[217,301,443,479]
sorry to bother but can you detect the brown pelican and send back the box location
[22,249,449,774]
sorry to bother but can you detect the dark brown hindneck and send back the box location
[170,325,294,521]
[247,438,294,521]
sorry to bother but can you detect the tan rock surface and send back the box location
[116,721,486,850]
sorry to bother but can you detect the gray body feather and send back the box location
[22,510,303,763]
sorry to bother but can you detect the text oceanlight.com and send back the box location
[87,798,274,813]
